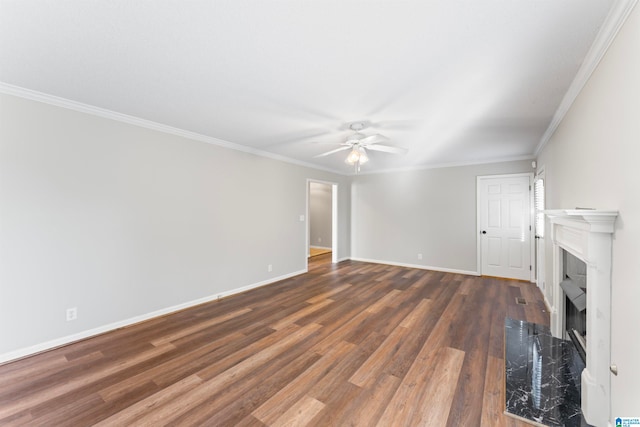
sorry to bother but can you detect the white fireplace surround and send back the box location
[545,209,618,427]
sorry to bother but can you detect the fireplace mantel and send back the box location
[545,209,618,233]
[544,209,618,427]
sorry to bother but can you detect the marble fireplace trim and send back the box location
[544,209,618,427]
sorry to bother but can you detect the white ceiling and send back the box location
[0,1,614,174]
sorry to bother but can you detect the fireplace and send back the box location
[545,209,618,427]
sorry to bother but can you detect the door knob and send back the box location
[610,364,618,375]
[481,230,487,234]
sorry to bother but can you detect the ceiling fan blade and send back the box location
[314,146,351,158]
[365,144,408,154]
[358,134,388,145]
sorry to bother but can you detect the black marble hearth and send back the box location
[504,318,591,427]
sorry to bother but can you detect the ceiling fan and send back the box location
[314,122,407,172]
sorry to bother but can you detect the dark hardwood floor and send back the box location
[0,254,548,426]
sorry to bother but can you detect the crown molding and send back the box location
[0,82,538,178]
[0,82,344,176]
[352,154,536,176]
[534,0,639,156]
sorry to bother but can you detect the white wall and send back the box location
[536,3,640,420]
[350,160,533,274]
[309,182,332,249]
[0,93,350,359]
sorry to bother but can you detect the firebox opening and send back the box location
[561,250,587,364]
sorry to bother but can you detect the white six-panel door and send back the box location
[478,174,532,281]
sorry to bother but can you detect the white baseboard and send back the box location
[309,245,332,250]
[0,269,306,365]
[349,257,480,277]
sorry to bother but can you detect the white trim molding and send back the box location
[535,0,639,155]
[0,82,342,175]
[545,209,618,427]
[0,269,306,365]
[0,82,539,177]
[354,154,536,176]
[349,257,480,277]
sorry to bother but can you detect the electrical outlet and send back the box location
[417,253,423,260]
[66,307,77,321]
[268,264,273,272]
[318,237,322,243]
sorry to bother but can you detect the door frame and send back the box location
[306,179,338,266]
[534,166,546,291]
[476,172,535,282]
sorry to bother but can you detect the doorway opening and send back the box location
[307,180,338,267]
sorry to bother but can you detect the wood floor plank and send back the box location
[446,278,497,427]
[447,348,488,427]
[271,299,334,331]
[93,375,204,426]
[270,395,325,427]
[349,325,410,388]
[150,307,252,346]
[166,345,323,426]
[365,288,402,313]
[308,304,376,355]
[235,415,268,427]
[399,298,432,329]
[414,346,466,426]
[0,343,175,420]
[152,328,274,390]
[349,298,431,387]
[0,353,69,384]
[481,355,508,427]
[330,373,401,427]
[75,380,163,424]
[252,340,355,425]
[98,331,245,401]
[194,324,304,381]
[307,330,385,404]
[0,256,549,426]
[520,282,550,326]
[0,350,104,398]
[136,323,323,425]
[28,392,106,427]
[375,294,467,426]
[306,381,363,427]
[305,283,351,304]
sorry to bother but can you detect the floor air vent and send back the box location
[515,297,527,305]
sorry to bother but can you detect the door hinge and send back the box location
[529,225,532,231]
[529,185,532,191]
[530,265,532,271]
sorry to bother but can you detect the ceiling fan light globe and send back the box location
[358,148,369,164]
[345,147,369,166]
[346,148,361,165]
